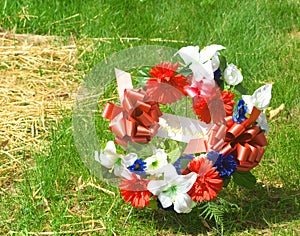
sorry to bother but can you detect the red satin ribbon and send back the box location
[102,89,162,146]
[184,107,268,171]
[209,115,268,171]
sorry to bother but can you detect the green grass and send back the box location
[1,0,300,235]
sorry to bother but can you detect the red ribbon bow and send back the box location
[184,107,268,171]
[209,116,268,171]
[102,89,162,146]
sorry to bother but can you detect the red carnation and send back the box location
[221,90,235,116]
[146,62,190,104]
[186,157,223,202]
[192,88,229,124]
[192,96,211,124]
[119,174,152,209]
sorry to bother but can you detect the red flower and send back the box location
[119,174,152,208]
[221,90,235,116]
[193,88,230,124]
[186,157,223,202]
[146,62,190,104]
[192,96,211,124]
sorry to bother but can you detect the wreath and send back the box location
[96,44,272,213]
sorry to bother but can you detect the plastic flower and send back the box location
[221,90,235,116]
[186,157,223,202]
[147,164,197,213]
[213,68,223,87]
[145,148,168,175]
[192,96,211,123]
[207,151,238,179]
[232,99,248,123]
[256,112,269,134]
[95,141,137,179]
[192,87,225,124]
[146,62,189,104]
[242,84,272,132]
[242,84,272,111]
[177,45,226,81]
[128,158,147,175]
[224,63,243,86]
[173,154,195,175]
[119,173,152,208]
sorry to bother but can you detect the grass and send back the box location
[0,0,299,235]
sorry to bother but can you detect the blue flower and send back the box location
[206,151,219,164]
[232,99,248,123]
[213,68,223,87]
[128,158,147,175]
[173,155,195,175]
[207,151,237,179]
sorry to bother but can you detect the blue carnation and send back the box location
[207,151,238,179]
[128,158,147,175]
[213,68,223,87]
[233,99,248,123]
[173,154,195,175]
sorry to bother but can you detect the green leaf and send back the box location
[235,83,248,95]
[137,66,151,76]
[232,171,256,188]
[177,66,193,77]
[126,142,153,157]
[218,55,227,72]
[222,176,231,187]
[148,199,158,209]
[163,139,182,164]
[167,147,181,164]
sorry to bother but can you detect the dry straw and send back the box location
[0,31,83,187]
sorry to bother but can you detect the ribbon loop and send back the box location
[215,116,268,171]
[102,88,162,146]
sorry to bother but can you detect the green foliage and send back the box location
[232,171,257,189]
[198,198,241,233]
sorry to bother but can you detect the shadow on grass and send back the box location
[129,183,299,235]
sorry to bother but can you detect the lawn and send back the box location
[0,0,299,235]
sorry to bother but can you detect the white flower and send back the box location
[256,113,269,134]
[211,52,221,72]
[224,63,243,85]
[177,44,225,81]
[145,148,168,176]
[242,84,272,111]
[147,164,197,213]
[95,141,137,179]
[199,44,226,64]
[242,84,272,133]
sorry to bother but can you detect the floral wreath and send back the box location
[96,44,273,213]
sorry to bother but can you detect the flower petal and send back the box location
[122,153,138,167]
[173,193,194,213]
[242,84,272,111]
[100,152,118,169]
[241,95,255,112]
[199,44,226,63]
[147,179,168,195]
[224,63,243,86]
[104,141,117,153]
[114,165,133,179]
[257,112,269,134]
[177,46,200,65]
[252,84,272,110]
[163,164,179,181]
[190,62,213,81]
[175,172,197,193]
[158,192,173,209]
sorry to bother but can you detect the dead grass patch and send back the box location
[0,32,84,190]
